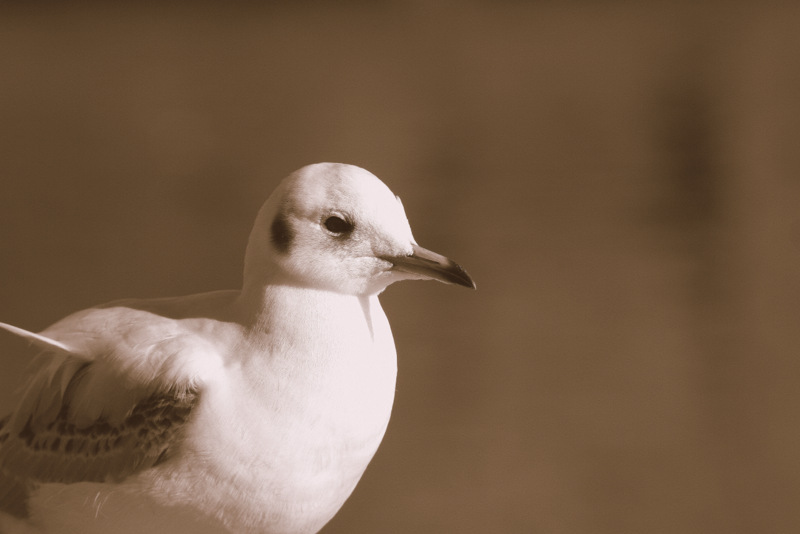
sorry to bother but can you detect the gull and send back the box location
[0,163,475,534]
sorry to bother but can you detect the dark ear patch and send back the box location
[271,212,293,253]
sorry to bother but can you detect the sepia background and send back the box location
[1,2,799,532]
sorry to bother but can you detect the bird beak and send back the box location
[386,244,476,289]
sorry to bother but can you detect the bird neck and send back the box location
[235,282,378,335]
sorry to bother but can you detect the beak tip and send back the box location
[451,266,477,290]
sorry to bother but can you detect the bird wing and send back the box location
[0,314,208,515]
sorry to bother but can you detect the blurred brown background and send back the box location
[1,2,799,533]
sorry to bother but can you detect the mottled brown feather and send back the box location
[0,359,199,518]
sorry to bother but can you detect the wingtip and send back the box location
[0,322,74,355]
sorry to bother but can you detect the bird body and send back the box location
[0,163,474,533]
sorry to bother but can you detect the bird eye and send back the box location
[324,216,354,235]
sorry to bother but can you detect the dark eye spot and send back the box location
[324,216,354,235]
[271,213,293,253]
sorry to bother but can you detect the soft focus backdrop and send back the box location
[1,2,799,533]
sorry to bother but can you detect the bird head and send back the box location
[244,163,475,296]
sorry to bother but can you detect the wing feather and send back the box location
[0,322,72,356]
[0,321,204,518]
[2,383,197,484]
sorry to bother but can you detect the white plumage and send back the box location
[0,163,474,534]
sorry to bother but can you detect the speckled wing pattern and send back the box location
[0,349,199,517]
